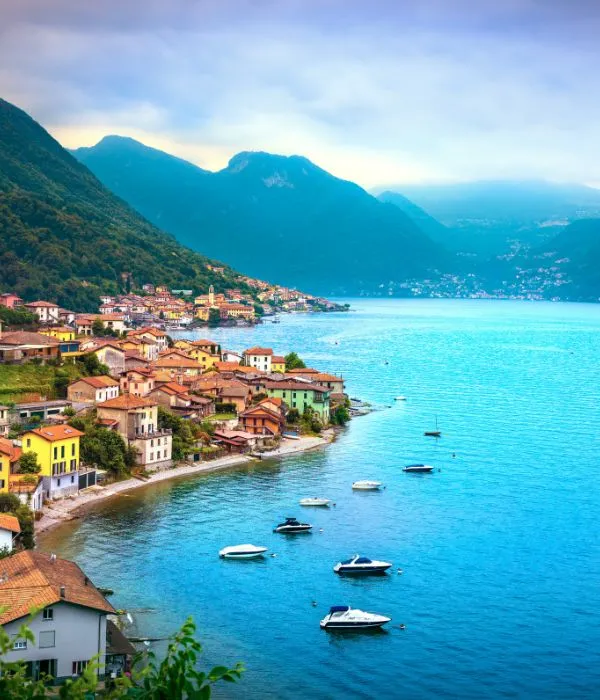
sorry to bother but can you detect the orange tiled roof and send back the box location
[244,347,273,355]
[71,376,119,389]
[28,425,84,442]
[98,394,156,410]
[0,551,115,625]
[0,438,21,461]
[24,300,58,308]
[154,355,203,369]
[0,514,21,533]
[271,356,286,363]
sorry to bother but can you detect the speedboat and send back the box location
[219,544,268,559]
[273,517,312,533]
[394,395,407,401]
[403,464,435,473]
[320,606,391,630]
[299,497,330,507]
[352,480,383,491]
[333,555,392,575]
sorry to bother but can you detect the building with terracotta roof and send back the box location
[67,376,120,404]
[0,292,24,309]
[0,331,60,364]
[262,380,330,422]
[288,371,345,394]
[0,513,20,551]
[0,550,115,682]
[153,351,203,378]
[128,326,168,352]
[23,300,60,324]
[22,425,84,500]
[243,347,274,373]
[271,355,286,373]
[0,436,22,494]
[119,368,156,397]
[97,395,172,470]
[239,402,285,437]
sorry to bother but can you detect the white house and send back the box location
[67,376,120,404]
[0,551,115,682]
[24,301,60,324]
[243,346,273,373]
[0,514,20,552]
[222,350,243,364]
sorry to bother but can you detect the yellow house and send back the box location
[22,425,83,499]
[187,346,220,370]
[194,307,210,322]
[173,340,193,352]
[39,326,76,342]
[0,438,21,493]
[271,355,286,373]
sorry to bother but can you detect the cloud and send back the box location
[1,0,600,187]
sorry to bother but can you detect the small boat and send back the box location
[403,464,435,473]
[299,498,330,507]
[394,396,407,401]
[273,517,312,533]
[219,544,268,559]
[320,606,391,630]
[333,554,392,575]
[424,415,441,437]
[352,480,383,491]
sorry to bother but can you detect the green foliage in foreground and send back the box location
[284,352,306,370]
[0,616,244,699]
[0,306,37,328]
[69,411,136,478]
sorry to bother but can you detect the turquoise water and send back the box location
[41,300,600,698]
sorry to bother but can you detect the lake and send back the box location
[40,299,600,698]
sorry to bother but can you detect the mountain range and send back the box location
[0,99,248,311]
[72,136,445,295]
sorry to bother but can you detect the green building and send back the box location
[263,380,330,422]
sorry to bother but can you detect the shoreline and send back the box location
[35,431,334,537]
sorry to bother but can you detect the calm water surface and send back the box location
[41,300,600,699]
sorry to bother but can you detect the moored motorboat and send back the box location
[394,395,407,401]
[403,464,435,473]
[219,544,268,559]
[320,606,391,630]
[352,480,383,491]
[333,554,392,575]
[424,415,441,437]
[273,517,312,533]
[299,497,330,507]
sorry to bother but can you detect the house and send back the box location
[0,404,9,437]
[213,429,260,453]
[75,316,94,336]
[189,339,221,356]
[120,368,156,396]
[10,400,72,426]
[0,331,60,364]
[271,355,286,373]
[67,376,120,404]
[40,326,76,342]
[0,513,20,552]
[96,395,172,470]
[90,342,126,377]
[243,347,273,373]
[0,293,24,309]
[219,385,251,414]
[24,301,60,324]
[153,351,203,379]
[288,371,345,395]
[22,425,84,500]
[219,304,255,321]
[263,380,330,422]
[239,402,285,436]
[57,308,76,326]
[128,326,168,352]
[120,336,158,361]
[0,437,21,493]
[222,350,243,364]
[39,327,83,361]
[9,475,44,512]
[0,551,115,682]
[148,382,214,418]
[186,345,220,371]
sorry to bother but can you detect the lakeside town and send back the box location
[0,286,353,687]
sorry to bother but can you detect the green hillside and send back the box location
[0,99,246,311]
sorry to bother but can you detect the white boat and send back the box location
[219,544,268,559]
[320,606,391,630]
[403,464,435,473]
[394,395,407,401]
[273,517,312,533]
[299,498,330,507]
[352,480,383,491]
[333,554,392,575]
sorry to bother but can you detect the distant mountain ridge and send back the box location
[0,99,247,311]
[72,136,447,295]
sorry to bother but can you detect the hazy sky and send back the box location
[1,0,599,187]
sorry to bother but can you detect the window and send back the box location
[60,445,65,459]
[71,444,75,456]
[43,608,54,621]
[71,475,74,484]
[38,631,55,648]
[53,447,58,460]
[70,459,77,470]
[57,478,61,487]
[149,453,154,461]
[151,439,154,447]
[72,660,88,675]
[13,640,27,650]
[0,480,4,489]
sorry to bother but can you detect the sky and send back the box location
[1,0,600,188]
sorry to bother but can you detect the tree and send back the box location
[18,452,40,474]
[91,319,105,337]
[284,352,306,370]
[0,493,21,513]
[207,307,221,327]
[53,369,71,398]
[330,405,350,426]
[81,353,110,376]
[286,408,300,424]
[81,429,130,477]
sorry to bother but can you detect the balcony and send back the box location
[132,429,172,441]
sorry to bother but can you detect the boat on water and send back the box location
[299,498,331,507]
[394,396,407,401]
[352,480,383,491]
[273,517,312,533]
[333,555,392,575]
[403,464,435,473]
[219,544,268,559]
[320,606,391,630]
[424,415,442,437]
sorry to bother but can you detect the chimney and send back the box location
[84,576,89,586]
[60,585,66,598]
